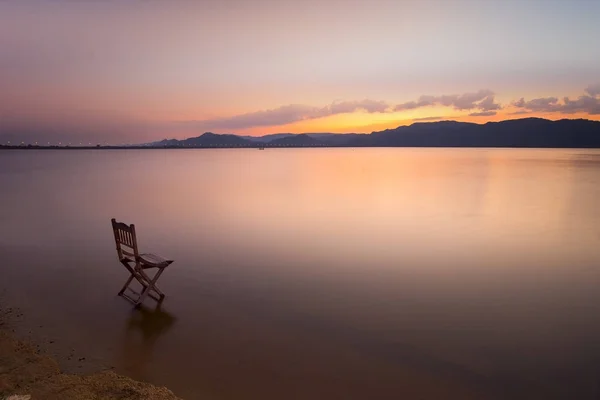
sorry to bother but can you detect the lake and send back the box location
[1,148,600,399]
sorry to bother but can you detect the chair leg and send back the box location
[150,282,165,299]
[118,273,135,296]
[136,268,166,306]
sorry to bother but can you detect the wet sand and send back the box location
[0,287,493,400]
[0,305,181,400]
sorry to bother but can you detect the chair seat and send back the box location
[139,253,173,268]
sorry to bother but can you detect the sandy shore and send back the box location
[0,306,181,400]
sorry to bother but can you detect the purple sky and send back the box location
[1,0,599,144]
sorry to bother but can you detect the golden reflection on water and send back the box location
[1,148,600,399]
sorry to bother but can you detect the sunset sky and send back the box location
[1,0,599,144]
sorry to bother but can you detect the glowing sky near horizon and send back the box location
[1,0,599,144]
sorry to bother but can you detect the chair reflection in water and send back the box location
[127,303,176,343]
[111,218,174,306]
[119,303,176,379]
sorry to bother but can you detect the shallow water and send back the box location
[1,148,600,399]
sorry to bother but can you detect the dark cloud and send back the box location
[561,95,600,115]
[395,89,501,113]
[412,116,445,121]
[184,91,503,132]
[394,100,425,110]
[469,111,497,117]
[513,97,559,112]
[478,95,502,111]
[511,86,600,115]
[585,83,600,97]
[508,110,531,115]
[512,98,526,108]
[181,99,391,131]
[329,99,389,114]
[182,104,325,131]
[453,90,495,110]
[178,90,503,133]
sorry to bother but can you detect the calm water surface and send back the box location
[1,148,600,399]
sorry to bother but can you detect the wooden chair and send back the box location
[111,218,174,306]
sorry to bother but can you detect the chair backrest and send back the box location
[111,218,139,261]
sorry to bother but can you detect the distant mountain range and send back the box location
[145,118,600,148]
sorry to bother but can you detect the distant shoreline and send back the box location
[3,145,600,150]
[0,145,331,150]
[2,118,600,149]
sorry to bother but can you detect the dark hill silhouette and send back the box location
[352,118,600,148]
[154,138,180,147]
[243,133,363,145]
[269,134,324,146]
[240,133,295,143]
[143,118,600,148]
[307,133,364,145]
[178,132,252,147]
